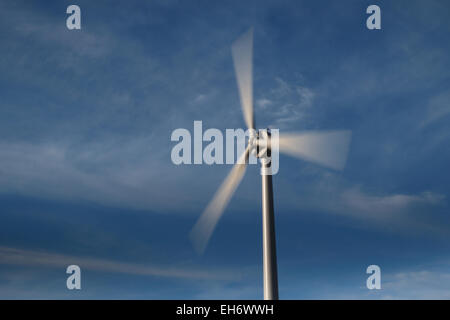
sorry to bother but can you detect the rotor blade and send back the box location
[278,130,352,170]
[231,28,254,129]
[190,147,250,254]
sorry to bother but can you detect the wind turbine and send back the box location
[189,28,351,300]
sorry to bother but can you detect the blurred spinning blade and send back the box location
[190,147,250,254]
[232,28,254,129]
[278,130,352,170]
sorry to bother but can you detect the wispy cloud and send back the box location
[420,89,450,128]
[380,269,450,299]
[256,98,272,109]
[0,140,205,212]
[0,246,238,280]
[276,168,447,234]
[339,188,445,217]
[305,268,450,300]
[256,77,315,129]
[0,0,450,299]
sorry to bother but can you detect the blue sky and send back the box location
[0,0,450,299]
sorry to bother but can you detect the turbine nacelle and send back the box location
[248,129,273,166]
